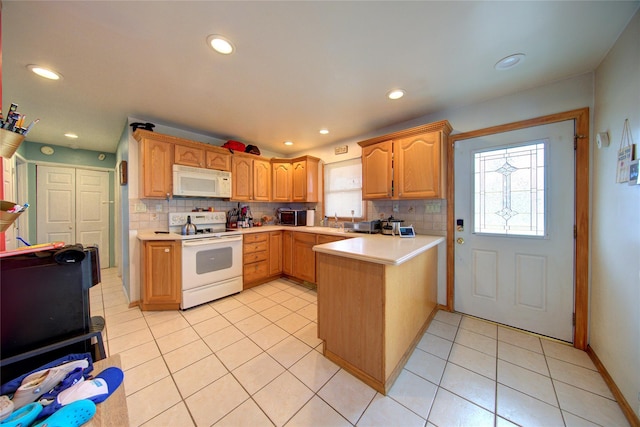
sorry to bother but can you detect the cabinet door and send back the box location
[231,156,253,201]
[174,144,204,168]
[140,138,173,199]
[362,140,393,199]
[292,157,320,202]
[142,241,180,309]
[269,231,283,276]
[253,158,271,201]
[272,162,292,202]
[395,132,441,198]
[292,160,307,202]
[293,232,317,283]
[205,148,231,171]
[282,230,293,275]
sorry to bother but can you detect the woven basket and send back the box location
[0,129,26,159]
[0,201,22,233]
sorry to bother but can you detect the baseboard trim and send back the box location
[586,345,640,427]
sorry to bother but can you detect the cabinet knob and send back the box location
[165,248,170,252]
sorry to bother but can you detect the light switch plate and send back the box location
[135,203,147,213]
[425,201,441,213]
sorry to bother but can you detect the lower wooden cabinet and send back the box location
[292,232,317,283]
[282,230,293,276]
[269,231,283,276]
[243,231,282,288]
[140,240,181,310]
[281,231,350,284]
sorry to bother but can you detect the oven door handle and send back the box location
[183,236,242,247]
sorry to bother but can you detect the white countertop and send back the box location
[313,234,444,266]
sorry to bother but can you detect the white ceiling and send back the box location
[3,1,638,154]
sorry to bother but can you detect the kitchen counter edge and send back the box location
[313,234,444,266]
[137,225,363,241]
[137,226,444,266]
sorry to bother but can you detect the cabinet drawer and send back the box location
[244,233,268,244]
[245,251,267,263]
[244,241,268,254]
[244,261,268,283]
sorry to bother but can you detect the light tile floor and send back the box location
[91,268,630,427]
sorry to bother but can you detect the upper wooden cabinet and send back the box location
[205,146,231,171]
[362,140,393,199]
[359,120,452,200]
[292,156,321,203]
[174,142,231,171]
[231,153,271,201]
[135,130,233,199]
[135,130,173,199]
[271,159,292,202]
[174,143,204,168]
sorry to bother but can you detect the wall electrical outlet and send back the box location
[393,203,399,213]
[156,204,163,212]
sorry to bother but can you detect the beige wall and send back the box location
[592,10,640,417]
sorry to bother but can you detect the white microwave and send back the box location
[172,164,231,198]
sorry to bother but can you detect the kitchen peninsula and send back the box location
[313,235,444,394]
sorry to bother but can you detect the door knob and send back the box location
[456,238,464,245]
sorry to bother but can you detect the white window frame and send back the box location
[323,158,365,221]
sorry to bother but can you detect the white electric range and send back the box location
[168,212,243,309]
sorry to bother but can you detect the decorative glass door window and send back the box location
[474,142,546,236]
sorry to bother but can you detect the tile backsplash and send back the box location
[128,199,311,231]
[366,199,447,236]
[129,198,446,236]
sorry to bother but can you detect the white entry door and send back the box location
[454,121,575,342]
[38,166,76,244]
[37,166,110,267]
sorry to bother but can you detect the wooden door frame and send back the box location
[446,107,589,350]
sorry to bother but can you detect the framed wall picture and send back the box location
[119,160,128,185]
[629,160,639,186]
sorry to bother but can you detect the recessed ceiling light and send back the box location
[387,89,405,100]
[494,53,526,70]
[64,133,79,139]
[283,141,294,146]
[27,65,62,80]
[319,129,329,135]
[207,35,234,55]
